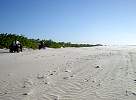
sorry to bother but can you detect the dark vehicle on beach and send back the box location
[9,41,22,53]
[39,41,46,50]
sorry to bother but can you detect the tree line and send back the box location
[0,33,102,49]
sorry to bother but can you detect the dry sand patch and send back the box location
[0,46,136,100]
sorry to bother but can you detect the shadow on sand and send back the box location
[0,51,10,54]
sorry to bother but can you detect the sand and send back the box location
[0,46,136,100]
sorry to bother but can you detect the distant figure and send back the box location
[9,40,22,53]
[16,40,22,52]
[39,41,46,50]
[16,40,20,45]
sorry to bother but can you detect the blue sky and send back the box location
[0,0,136,45]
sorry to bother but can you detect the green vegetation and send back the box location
[0,33,38,49]
[0,33,102,49]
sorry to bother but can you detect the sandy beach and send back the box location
[0,46,136,100]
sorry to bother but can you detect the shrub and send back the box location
[0,33,102,49]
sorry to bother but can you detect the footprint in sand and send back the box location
[0,92,7,96]
[64,70,71,73]
[37,74,45,79]
[63,77,69,80]
[23,90,33,95]
[23,78,33,88]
